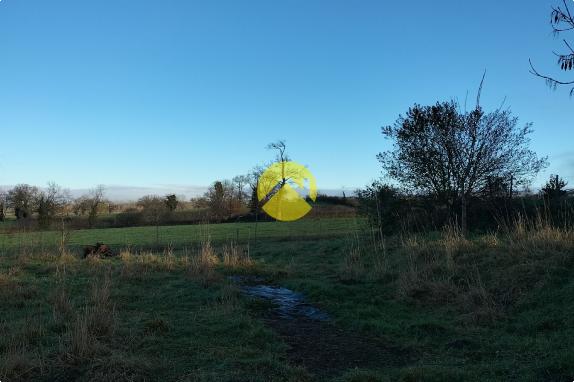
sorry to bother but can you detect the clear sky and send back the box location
[0,0,572,197]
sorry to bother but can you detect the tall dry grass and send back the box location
[61,271,116,360]
[510,213,574,254]
[119,246,181,279]
[187,239,219,286]
[442,224,469,272]
[117,239,244,285]
[393,216,573,323]
[339,233,366,282]
[339,229,390,282]
[222,241,252,268]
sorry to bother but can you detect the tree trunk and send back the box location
[509,175,514,199]
[461,193,467,234]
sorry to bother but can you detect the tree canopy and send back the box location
[378,100,547,230]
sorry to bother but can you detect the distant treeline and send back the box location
[0,182,357,233]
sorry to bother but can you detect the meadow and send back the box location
[1,217,573,381]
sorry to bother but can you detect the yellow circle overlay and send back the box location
[257,161,317,222]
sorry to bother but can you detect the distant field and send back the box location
[0,217,365,251]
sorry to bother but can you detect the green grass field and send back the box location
[0,217,361,252]
[1,218,573,381]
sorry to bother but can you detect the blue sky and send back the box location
[0,0,572,198]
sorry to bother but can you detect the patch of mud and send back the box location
[231,276,414,378]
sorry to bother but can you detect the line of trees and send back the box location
[0,184,190,231]
[0,138,297,230]
[0,183,72,228]
[0,184,110,229]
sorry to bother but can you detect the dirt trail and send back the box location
[231,276,414,378]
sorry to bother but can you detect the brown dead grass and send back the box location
[187,239,220,286]
[222,241,253,268]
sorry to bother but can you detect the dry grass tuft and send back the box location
[510,214,574,254]
[441,224,469,271]
[120,249,162,279]
[339,234,366,282]
[222,242,252,268]
[522,226,573,252]
[61,272,116,361]
[87,272,116,337]
[188,239,220,286]
[119,248,133,262]
[163,245,177,271]
[119,248,141,279]
[479,232,499,248]
[65,307,94,359]
[58,250,78,265]
[51,286,73,323]
[199,239,218,265]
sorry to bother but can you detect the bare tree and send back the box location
[530,0,574,95]
[267,140,289,163]
[259,140,307,205]
[36,182,71,229]
[266,140,290,192]
[232,175,249,205]
[79,185,105,228]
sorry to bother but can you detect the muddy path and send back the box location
[230,276,414,379]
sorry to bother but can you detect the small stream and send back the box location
[229,276,330,321]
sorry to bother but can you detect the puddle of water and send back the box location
[238,284,330,321]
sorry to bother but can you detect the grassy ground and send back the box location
[1,218,573,381]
